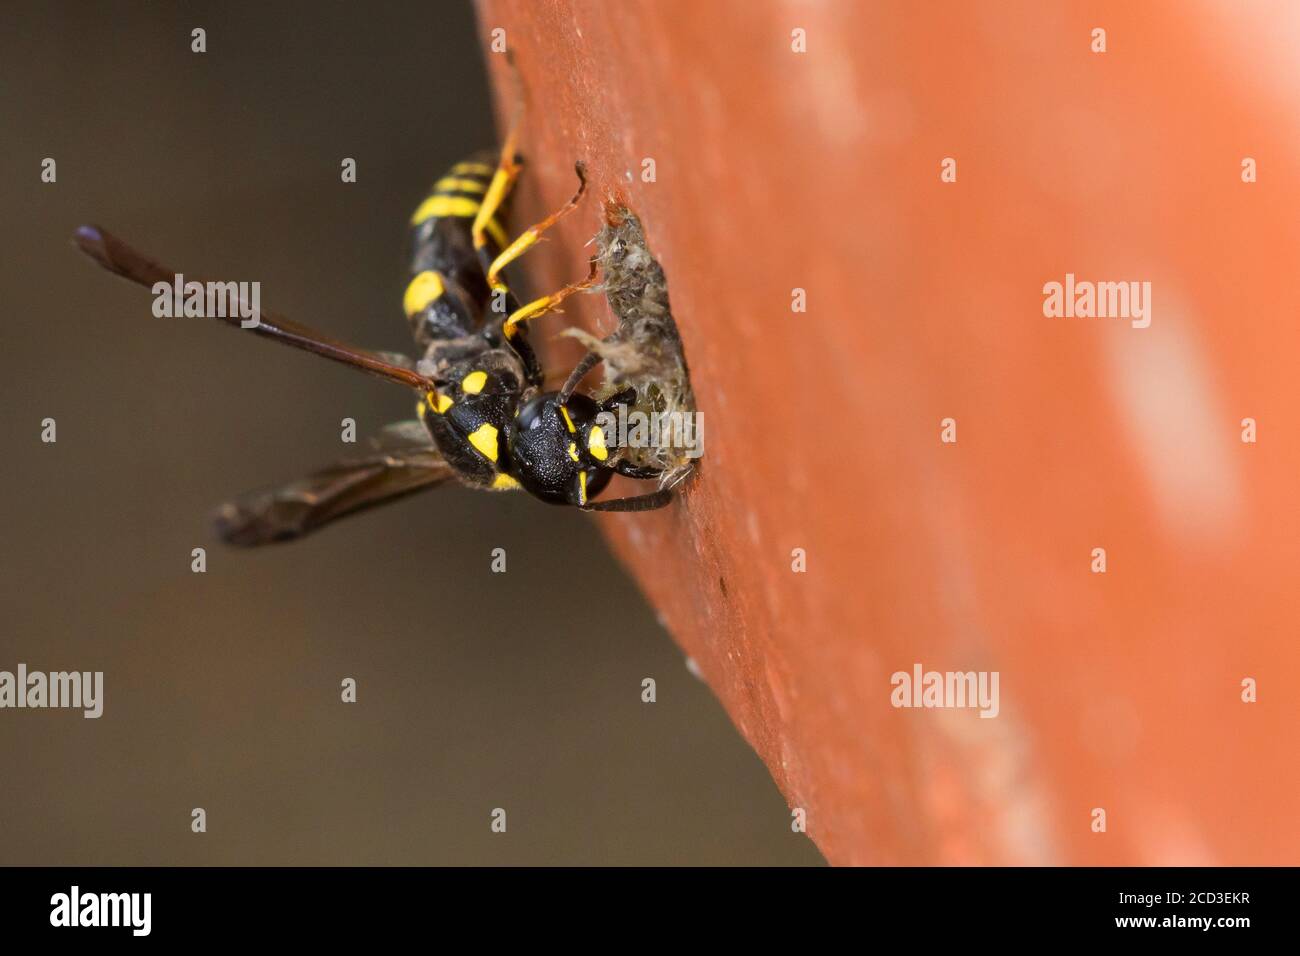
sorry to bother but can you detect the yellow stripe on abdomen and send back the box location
[411,194,481,224]
[432,176,488,195]
[410,193,508,248]
[451,161,495,177]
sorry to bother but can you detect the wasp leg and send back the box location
[480,286,544,389]
[472,122,523,277]
[503,328,544,390]
[487,162,588,293]
[613,461,665,480]
[474,50,527,275]
[502,255,599,341]
[580,488,675,512]
[598,385,638,413]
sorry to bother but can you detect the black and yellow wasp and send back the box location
[75,126,678,546]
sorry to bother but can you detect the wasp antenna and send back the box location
[558,351,602,405]
[74,224,171,286]
[72,225,434,392]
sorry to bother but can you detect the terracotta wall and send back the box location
[476,0,1300,865]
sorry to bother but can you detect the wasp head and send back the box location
[507,391,614,507]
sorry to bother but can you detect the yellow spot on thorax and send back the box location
[468,422,499,461]
[491,473,521,491]
[587,425,608,461]
[567,442,579,462]
[403,270,445,317]
[461,370,488,394]
[577,470,588,505]
[559,406,576,433]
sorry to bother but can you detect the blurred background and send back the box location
[0,1,821,865]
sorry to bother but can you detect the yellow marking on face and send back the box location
[559,405,576,433]
[403,270,445,317]
[461,370,488,395]
[577,470,588,506]
[452,161,495,177]
[587,425,609,461]
[491,473,521,491]
[567,442,579,462]
[426,390,453,415]
[410,194,481,225]
[468,423,499,462]
[434,176,488,194]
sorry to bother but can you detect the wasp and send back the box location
[74,120,682,545]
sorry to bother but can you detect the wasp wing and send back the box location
[369,420,437,451]
[214,425,456,546]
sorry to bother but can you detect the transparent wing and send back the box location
[370,420,437,453]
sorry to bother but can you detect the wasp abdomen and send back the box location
[403,152,508,347]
